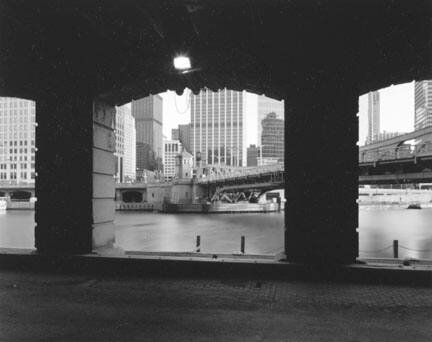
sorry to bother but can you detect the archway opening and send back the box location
[112,88,286,257]
[358,80,432,261]
[10,191,32,201]
[0,96,36,249]
[122,191,143,203]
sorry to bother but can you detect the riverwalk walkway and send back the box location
[1,268,432,341]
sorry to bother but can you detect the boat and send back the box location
[407,203,422,209]
[0,197,7,210]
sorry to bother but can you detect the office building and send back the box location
[415,80,432,130]
[178,124,191,153]
[171,128,179,140]
[257,95,284,145]
[375,131,405,142]
[132,95,163,171]
[190,88,250,167]
[163,139,182,181]
[366,91,380,144]
[0,97,36,183]
[247,144,259,167]
[261,112,284,163]
[114,105,136,182]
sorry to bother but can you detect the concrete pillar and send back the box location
[92,100,116,250]
[35,94,116,254]
[284,83,359,264]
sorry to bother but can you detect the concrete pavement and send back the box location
[1,270,432,341]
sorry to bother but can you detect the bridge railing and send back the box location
[196,163,284,183]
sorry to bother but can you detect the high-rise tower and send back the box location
[132,95,163,172]
[261,112,284,164]
[415,80,432,130]
[366,91,380,144]
[257,95,284,145]
[114,104,136,182]
[0,97,36,183]
[190,88,248,167]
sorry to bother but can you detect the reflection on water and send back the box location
[359,208,432,260]
[114,212,285,255]
[1,209,432,259]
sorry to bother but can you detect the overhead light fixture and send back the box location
[173,56,191,70]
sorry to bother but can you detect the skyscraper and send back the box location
[257,95,284,145]
[132,95,163,171]
[414,80,432,130]
[178,124,191,153]
[366,91,380,144]
[114,105,136,182]
[247,144,259,167]
[171,128,179,140]
[114,106,125,182]
[261,112,284,164]
[0,97,36,183]
[190,88,249,167]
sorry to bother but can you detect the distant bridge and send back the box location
[196,164,285,202]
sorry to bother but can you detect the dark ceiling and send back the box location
[0,0,431,105]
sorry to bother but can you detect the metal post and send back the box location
[241,236,245,254]
[393,240,398,259]
[196,235,201,253]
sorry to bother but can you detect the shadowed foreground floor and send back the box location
[1,270,432,341]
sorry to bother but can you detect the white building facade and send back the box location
[190,88,251,167]
[115,105,136,182]
[366,91,380,144]
[163,139,182,181]
[0,97,36,183]
[415,80,432,130]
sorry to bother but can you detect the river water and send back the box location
[1,209,432,259]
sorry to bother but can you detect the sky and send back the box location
[159,82,415,145]
[358,82,414,145]
[160,90,192,139]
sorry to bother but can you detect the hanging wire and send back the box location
[399,245,432,253]
[174,88,191,115]
[359,245,393,253]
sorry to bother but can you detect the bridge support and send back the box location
[284,84,358,264]
[35,93,116,254]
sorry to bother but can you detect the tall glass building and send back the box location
[366,91,380,144]
[132,95,163,171]
[261,112,284,163]
[190,88,248,167]
[114,104,136,182]
[257,95,284,144]
[0,97,36,183]
[415,80,432,130]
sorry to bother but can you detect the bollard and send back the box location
[196,235,201,253]
[393,240,399,259]
[241,236,245,254]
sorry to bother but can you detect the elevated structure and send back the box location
[359,126,432,161]
[0,1,431,264]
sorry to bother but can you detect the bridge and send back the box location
[0,164,286,207]
[359,127,432,184]
[195,164,285,202]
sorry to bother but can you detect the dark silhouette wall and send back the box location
[0,0,431,263]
